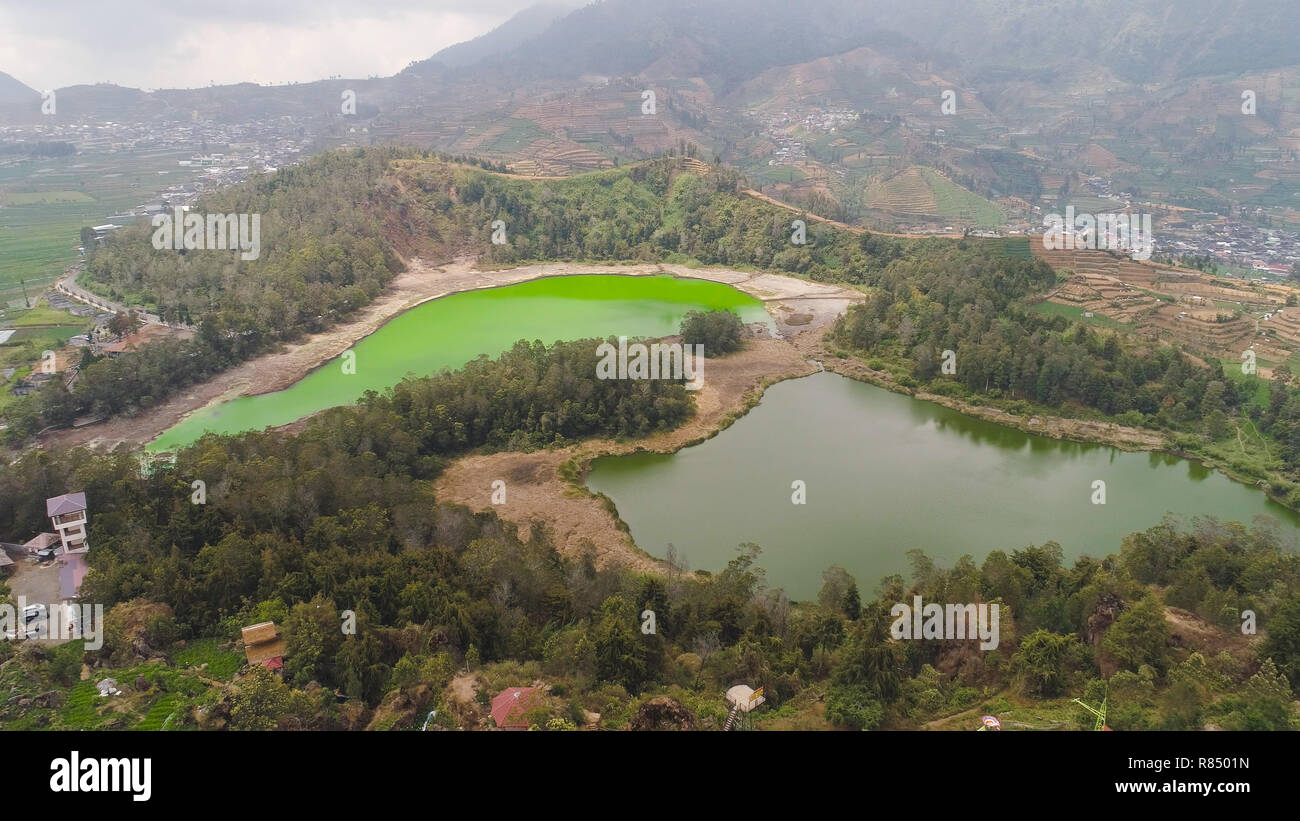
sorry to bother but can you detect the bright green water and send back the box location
[149,275,771,451]
[586,371,1300,600]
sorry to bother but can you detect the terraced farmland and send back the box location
[1031,240,1300,369]
[863,165,1004,227]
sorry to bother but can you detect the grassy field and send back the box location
[0,299,89,412]
[0,149,204,304]
[1029,299,1125,329]
[1225,367,1272,411]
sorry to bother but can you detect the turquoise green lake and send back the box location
[586,371,1300,600]
[150,274,772,451]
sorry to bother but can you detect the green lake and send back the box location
[149,274,772,451]
[586,371,1300,600]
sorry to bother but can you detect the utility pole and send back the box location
[18,278,32,309]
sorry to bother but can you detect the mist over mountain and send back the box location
[454,0,1300,87]
[424,2,580,69]
[8,0,1296,110]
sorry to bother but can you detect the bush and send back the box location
[680,309,744,357]
[825,684,884,730]
[48,642,84,686]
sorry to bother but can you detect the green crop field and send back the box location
[1029,299,1124,329]
[0,149,205,304]
[747,164,807,186]
[480,118,549,153]
[915,168,1004,226]
[0,299,90,413]
[2,190,96,205]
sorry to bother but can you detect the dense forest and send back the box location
[2,335,1300,730]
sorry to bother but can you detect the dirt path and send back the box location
[741,189,965,239]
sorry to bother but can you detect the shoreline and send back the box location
[37,258,862,453]
[437,327,1300,575]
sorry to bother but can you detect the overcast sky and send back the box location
[0,0,564,91]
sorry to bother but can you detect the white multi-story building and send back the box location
[45,492,89,554]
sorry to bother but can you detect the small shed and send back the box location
[23,532,60,554]
[491,687,539,729]
[241,621,286,669]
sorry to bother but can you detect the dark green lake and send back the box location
[586,371,1300,600]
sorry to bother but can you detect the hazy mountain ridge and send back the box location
[3,0,1297,232]
[419,2,580,70]
[5,1,1295,118]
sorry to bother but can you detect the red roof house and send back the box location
[490,687,539,730]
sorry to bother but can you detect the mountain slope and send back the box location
[0,70,40,107]
[424,2,579,69]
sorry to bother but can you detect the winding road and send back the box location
[54,268,162,325]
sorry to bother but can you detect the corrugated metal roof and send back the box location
[490,687,538,728]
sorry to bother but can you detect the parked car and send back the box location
[35,547,58,561]
[23,603,45,623]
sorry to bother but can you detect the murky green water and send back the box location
[150,274,771,451]
[586,371,1300,600]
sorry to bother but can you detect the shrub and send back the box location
[825,684,884,730]
[680,309,744,356]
